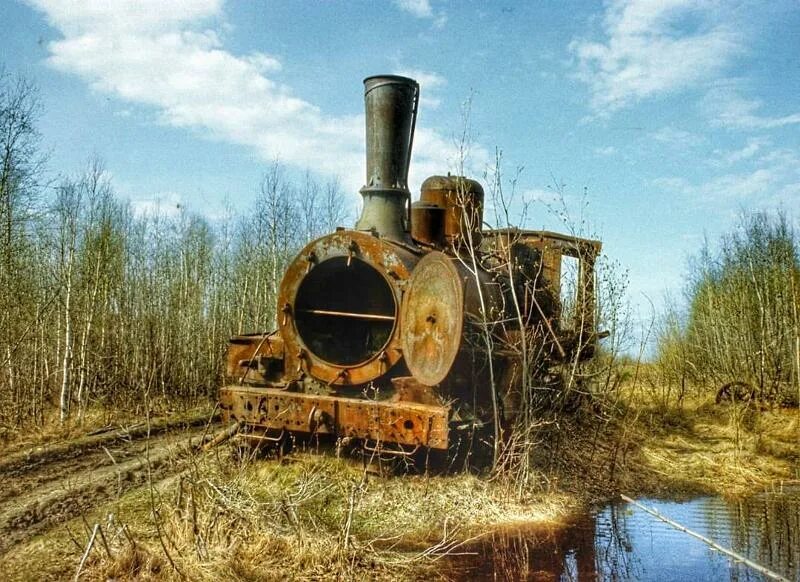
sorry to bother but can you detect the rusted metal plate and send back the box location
[401,251,464,386]
[226,333,285,385]
[483,228,602,257]
[401,250,506,388]
[420,175,484,246]
[390,376,442,406]
[410,202,445,247]
[277,230,419,386]
[220,385,449,450]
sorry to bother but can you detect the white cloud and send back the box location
[593,146,617,156]
[394,69,445,91]
[408,125,490,189]
[703,86,800,130]
[697,169,778,200]
[130,191,185,218]
[393,0,446,27]
[244,51,282,73]
[650,126,704,148]
[652,176,690,192]
[654,171,771,200]
[394,0,432,18]
[393,68,446,108]
[714,136,770,166]
[654,146,800,204]
[570,0,741,115]
[521,187,560,205]
[778,182,800,200]
[31,0,223,34]
[28,0,463,196]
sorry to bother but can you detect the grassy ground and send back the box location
[4,388,799,580]
[623,399,799,497]
[4,450,573,581]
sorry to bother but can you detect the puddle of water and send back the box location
[442,487,800,581]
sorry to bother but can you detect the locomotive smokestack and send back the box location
[355,75,419,241]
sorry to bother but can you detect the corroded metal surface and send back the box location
[219,385,449,450]
[401,252,464,386]
[420,175,485,247]
[226,333,285,385]
[410,201,445,247]
[401,250,506,388]
[390,376,443,406]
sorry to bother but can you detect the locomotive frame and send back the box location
[218,75,602,456]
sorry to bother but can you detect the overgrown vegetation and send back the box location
[2,67,798,580]
[467,153,634,491]
[656,211,800,407]
[629,210,800,498]
[0,71,346,433]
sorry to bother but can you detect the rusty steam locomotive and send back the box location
[219,75,601,457]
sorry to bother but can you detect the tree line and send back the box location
[656,211,800,406]
[0,71,347,429]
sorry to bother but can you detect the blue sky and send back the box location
[3,0,799,333]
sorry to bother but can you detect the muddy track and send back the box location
[0,419,218,556]
[0,413,213,477]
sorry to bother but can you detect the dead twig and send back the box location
[74,523,98,581]
[621,494,790,582]
[97,523,112,558]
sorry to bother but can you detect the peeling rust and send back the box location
[277,230,418,386]
[220,385,449,450]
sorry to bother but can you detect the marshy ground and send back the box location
[1,393,797,581]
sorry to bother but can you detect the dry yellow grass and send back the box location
[69,452,574,581]
[627,396,800,498]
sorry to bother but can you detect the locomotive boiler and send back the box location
[219,75,602,457]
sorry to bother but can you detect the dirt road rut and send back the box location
[0,416,215,556]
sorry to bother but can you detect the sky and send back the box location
[2,0,800,339]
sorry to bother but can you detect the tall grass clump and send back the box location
[85,453,571,581]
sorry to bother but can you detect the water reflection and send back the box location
[443,487,799,581]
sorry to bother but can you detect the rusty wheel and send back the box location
[715,381,756,405]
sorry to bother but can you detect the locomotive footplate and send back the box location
[219,385,450,450]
